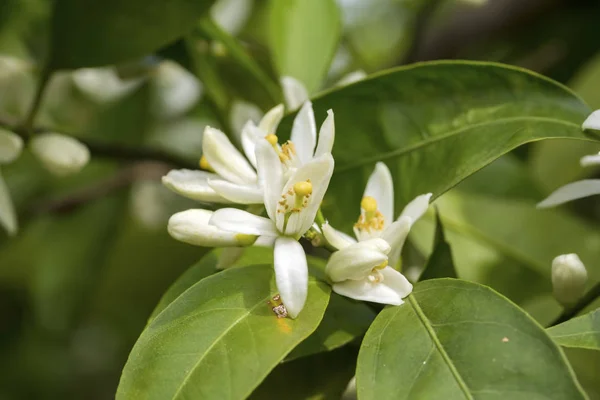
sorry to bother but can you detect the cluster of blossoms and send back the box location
[163,101,431,318]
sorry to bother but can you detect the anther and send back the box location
[373,260,388,271]
[199,155,213,171]
[265,134,278,146]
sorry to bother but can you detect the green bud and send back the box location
[552,253,587,307]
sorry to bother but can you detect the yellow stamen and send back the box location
[199,155,213,171]
[373,260,388,271]
[293,181,313,197]
[265,134,278,146]
[354,196,385,233]
[361,196,378,213]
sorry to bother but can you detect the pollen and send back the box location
[265,134,278,146]
[293,181,313,197]
[199,155,213,171]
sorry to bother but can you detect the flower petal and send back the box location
[281,76,309,111]
[203,126,257,184]
[582,109,600,131]
[325,239,390,282]
[240,121,264,168]
[314,109,335,158]
[162,169,231,203]
[322,222,356,250]
[274,237,308,318]
[210,208,278,236]
[229,100,263,140]
[0,128,23,164]
[207,178,263,204]
[332,267,412,305]
[399,193,432,222]
[537,180,600,208]
[580,152,600,168]
[364,162,394,226]
[381,216,412,269]
[255,140,284,220]
[290,101,317,165]
[168,209,257,247]
[281,153,334,236]
[258,103,285,134]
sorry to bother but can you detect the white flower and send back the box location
[72,67,142,103]
[210,0,253,35]
[162,104,284,204]
[29,133,90,176]
[281,76,309,111]
[552,253,587,306]
[323,162,432,305]
[162,101,335,207]
[151,60,202,119]
[0,128,23,164]
[0,128,23,236]
[210,139,335,318]
[582,109,600,132]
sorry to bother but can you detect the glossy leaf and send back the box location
[548,308,600,350]
[419,208,457,280]
[49,0,217,68]
[117,264,330,400]
[276,61,594,232]
[286,293,375,361]
[269,0,341,92]
[357,279,586,400]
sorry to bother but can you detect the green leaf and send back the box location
[49,0,217,68]
[286,293,375,361]
[269,0,341,92]
[357,279,586,400]
[548,309,600,350]
[251,346,357,400]
[0,170,17,235]
[409,190,600,324]
[419,207,457,280]
[276,61,594,230]
[117,264,331,400]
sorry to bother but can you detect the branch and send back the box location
[548,281,600,327]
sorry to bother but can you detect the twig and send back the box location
[22,67,52,137]
[548,281,600,327]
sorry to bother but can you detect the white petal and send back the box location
[258,104,285,134]
[281,153,334,236]
[152,60,202,118]
[255,140,284,220]
[0,169,17,235]
[322,222,356,250]
[229,100,263,139]
[290,101,317,165]
[254,235,276,247]
[537,180,600,208]
[168,209,257,247]
[241,121,263,168]
[399,193,432,222]
[582,110,600,131]
[162,169,231,203]
[325,239,390,282]
[29,133,89,176]
[381,216,412,268]
[332,267,413,305]
[364,162,394,226]
[580,152,600,168]
[0,128,23,164]
[211,0,253,35]
[207,178,263,204]
[335,70,367,87]
[281,76,309,111]
[203,126,257,184]
[210,208,278,236]
[274,237,308,318]
[314,109,335,158]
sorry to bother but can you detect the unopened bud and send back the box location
[168,209,258,248]
[552,253,587,306]
[30,133,90,176]
[0,128,23,164]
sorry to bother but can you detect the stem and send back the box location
[315,208,326,227]
[22,67,52,136]
[548,281,600,327]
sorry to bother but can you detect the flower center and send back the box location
[368,270,384,283]
[277,180,313,215]
[199,155,213,172]
[264,134,299,167]
[354,196,385,234]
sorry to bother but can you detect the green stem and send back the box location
[22,67,52,137]
[549,281,600,327]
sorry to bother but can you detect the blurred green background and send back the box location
[1,0,600,398]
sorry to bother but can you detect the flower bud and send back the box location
[168,209,257,248]
[0,128,23,164]
[30,133,90,176]
[552,253,588,306]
